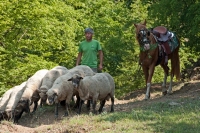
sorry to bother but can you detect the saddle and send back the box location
[153,26,172,55]
[153,26,168,38]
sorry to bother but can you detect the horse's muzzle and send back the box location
[144,43,150,50]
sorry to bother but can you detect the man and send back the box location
[76,28,103,73]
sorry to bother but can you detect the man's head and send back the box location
[84,28,94,41]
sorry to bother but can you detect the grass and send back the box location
[2,97,200,133]
[36,97,200,133]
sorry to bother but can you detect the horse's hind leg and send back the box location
[160,64,169,95]
[162,73,168,95]
[167,74,173,94]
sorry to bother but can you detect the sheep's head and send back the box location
[15,99,30,114]
[68,74,83,88]
[10,99,30,123]
[0,111,7,121]
[46,92,57,105]
[37,87,48,103]
[40,92,48,103]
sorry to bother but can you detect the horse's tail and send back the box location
[171,38,181,80]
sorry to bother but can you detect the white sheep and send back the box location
[71,65,95,76]
[5,81,27,120]
[38,66,68,107]
[46,65,94,118]
[0,88,13,112]
[68,72,115,114]
[13,69,48,123]
[0,87,14,121]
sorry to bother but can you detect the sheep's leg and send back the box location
[86,100,91,110]
[98,100,106,113]
[32,101,38,113]
[110,96,114,112]
[64,103,69,116]
[92,100,97,114]
[77,100,84,114]
[55,103,58,119]
[0,113,3,121]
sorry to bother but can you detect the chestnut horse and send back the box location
[134,20,180,100]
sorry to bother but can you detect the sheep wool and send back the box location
[0,88,14,112]
[46,75,74,103]
[70,72,115,114]
[21,69,49,102]
[103,73,115,100]
[39,66,68,92]
[46,65,94,110]
[69,65,94,76]
[5,81,27,112]
[78,73,112,101]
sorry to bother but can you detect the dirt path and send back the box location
[1,80,200,133]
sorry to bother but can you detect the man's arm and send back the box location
[98,50,103,70]
[76,52,82,66]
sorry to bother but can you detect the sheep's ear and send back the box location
[68,78,72,81]
[53,93,58,96]
[79,76,83,80]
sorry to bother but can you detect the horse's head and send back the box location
[134,20,151,51]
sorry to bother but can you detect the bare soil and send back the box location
[0,80,200,133]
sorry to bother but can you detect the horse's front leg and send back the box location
[162,73,167,88]
[145,65,156,100]
[142,66,150,100]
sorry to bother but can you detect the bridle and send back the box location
[137,28,151,47]
[136,27,159,60]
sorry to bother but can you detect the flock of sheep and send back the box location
[0,65,115,123]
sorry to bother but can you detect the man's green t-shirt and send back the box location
[78,39,102,68]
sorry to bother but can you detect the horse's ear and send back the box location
[137,33,140,38]
[143,20,146,26]
[147,31,150,36]
[134,23,138,28]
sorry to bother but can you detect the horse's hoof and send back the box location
[144,97,149,101]
[144,95,150,100]
[167,91,173,95]
[162,91,167,96]
[54,115,58,120]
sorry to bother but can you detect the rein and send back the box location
[140,43,158,52]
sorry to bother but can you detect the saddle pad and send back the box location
[168,33,179,53]
[161,32,179,54]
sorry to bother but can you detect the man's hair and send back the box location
[84,28,94,34]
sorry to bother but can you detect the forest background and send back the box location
[0,0,199,98]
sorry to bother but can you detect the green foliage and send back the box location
[144,0,200,51]
[0,0,199,98]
